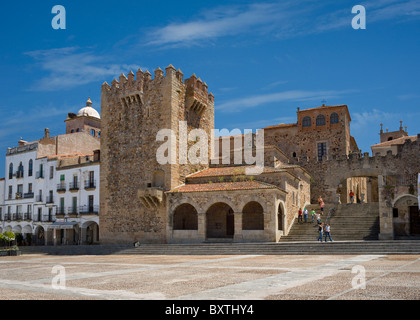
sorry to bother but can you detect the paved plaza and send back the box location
[0,253,419,301]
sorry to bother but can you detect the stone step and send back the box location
[20,241,420,255]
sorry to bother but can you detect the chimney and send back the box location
[45,128,50,138]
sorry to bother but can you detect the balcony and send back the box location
[4,213,12,221]
[15,192,23,200]
[79,205,99,215]
[57,183,66,193]
[15,171,24,179]
[24,192,34,199]
[138,187,164,209]
[46,196,54,204]
[56,207,66,217]
[24,212,32,221]
[36,171,44,179]
[84,180,96,190]
[69,181,79,191]
[15,213,23,221]
[67,206,79,217]
[36,195,43,202]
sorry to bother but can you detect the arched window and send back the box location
[316,115,326,126]
[28,159,33,177]
[9,163,13,179]
[17,162,24,178]
[330,112,339,124]
[302,116,311,127]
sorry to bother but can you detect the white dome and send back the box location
[77,98,100,119]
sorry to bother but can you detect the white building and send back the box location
[1,98,101,245]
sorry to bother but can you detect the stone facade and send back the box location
[99,66,214,244]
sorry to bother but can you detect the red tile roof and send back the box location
[187,166,280,178]
[168,181,279,193]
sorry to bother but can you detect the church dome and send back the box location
[77,98,100,119]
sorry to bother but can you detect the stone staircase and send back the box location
[279,202,380,242]
[20,240,420,255]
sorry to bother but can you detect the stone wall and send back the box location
[99,65,214,244]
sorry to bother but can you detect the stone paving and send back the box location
[0,253,419,300]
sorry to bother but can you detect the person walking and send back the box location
[320,200,325,214]
[303,207,308,223]
[349,190,355,204]
[317,222,324,242]
[298,208,303,223]
[311,209,316,224]
[324,223,333,242]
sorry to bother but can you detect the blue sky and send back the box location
[0,0,419,175]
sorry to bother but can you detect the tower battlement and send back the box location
[101,65,214,104]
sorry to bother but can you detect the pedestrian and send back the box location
[324,223,333,242]
[349,190,355,203]
[316,212,321,225]
[320,200,325,214]
[298,208,303,223]
[311,209,316,224]
[318,196,323,206]
[317,222,324,242]
[303,207,308,223]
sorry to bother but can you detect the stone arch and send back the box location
[277,201,285,231]
[22,225,32,234]
[12,225,22,233]
[238,196,268,213]
[34,225,45,245]
[242,201,264,230]
[82,221,99,244]
[173,203,198,230]
[392,194,418,207]
[206,202,235,238]
[202,198,239,214]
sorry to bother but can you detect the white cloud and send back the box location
[25,47,140,91]
[144,0,420,47]
[215,89,355,113]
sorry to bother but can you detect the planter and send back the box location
[9,250,22,256]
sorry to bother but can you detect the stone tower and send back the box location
[99,65,214,244]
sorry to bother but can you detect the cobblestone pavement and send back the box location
[0,253,419,300]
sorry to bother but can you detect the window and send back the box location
[88,195,94,212]
[28,183,32,193]
[91,129,96,136]
[28,159,33,176]
[17,162,24,178]
[317,142,327,161]
[316,115,326,126]
[50,166,54,179]
[8,186,12,199]
[330,112,339,124]
[302,116,311,127]
[98,131,101,138]
[9,163,13,179]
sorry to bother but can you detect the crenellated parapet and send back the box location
[101,64,214,118]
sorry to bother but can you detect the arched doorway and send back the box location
[84,222,99,244]
[206,202,234,238]
[277,203,284,231]
[34,226,45,245]
[393,195,420,237]
[242,201,264,230]
[173,203,198,230]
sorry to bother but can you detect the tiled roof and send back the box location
[187,166,281,178]
[371,135,417,147]
[168,181,279,193]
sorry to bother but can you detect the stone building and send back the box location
[99,66,312,244]
[0,99,101,245]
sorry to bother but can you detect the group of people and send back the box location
[297,195,333,242]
